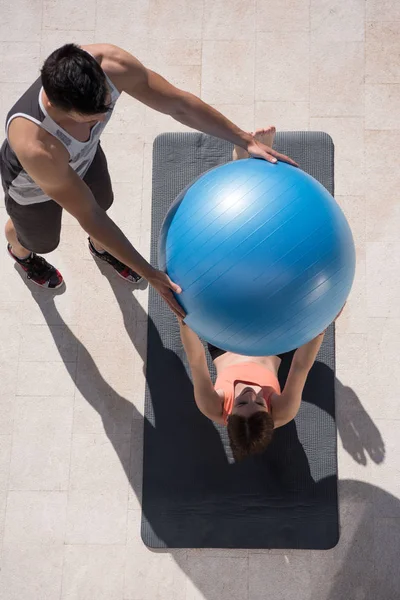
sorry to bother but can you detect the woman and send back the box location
[179,126,342,461]
[179,320,331,461]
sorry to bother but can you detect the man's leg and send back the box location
[5,218,31,259]
[233,126,276,161]
[84,145,142,283]
[4,195,64,289]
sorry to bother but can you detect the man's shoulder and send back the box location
[8,118,67,166]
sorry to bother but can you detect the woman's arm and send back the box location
[179,322,224,423]
[271,332,325,428]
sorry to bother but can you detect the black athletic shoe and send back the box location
[88,238,143,283]
[7,244,64,289]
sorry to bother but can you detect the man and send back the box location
[1,43,296,315]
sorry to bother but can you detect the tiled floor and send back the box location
[0,1,399,598]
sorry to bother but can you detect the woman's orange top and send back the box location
[214,362,281,425]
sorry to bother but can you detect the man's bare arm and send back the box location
[9,128,184,316]
[96,44,297,166]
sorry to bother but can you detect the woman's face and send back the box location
[231,383,270,418]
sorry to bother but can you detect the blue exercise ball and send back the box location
[158,158,356,356]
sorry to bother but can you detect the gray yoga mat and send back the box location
[141,132,339,549]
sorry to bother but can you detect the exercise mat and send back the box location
[141,132,339,549]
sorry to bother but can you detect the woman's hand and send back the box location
[147,269,186,318]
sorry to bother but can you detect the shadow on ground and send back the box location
[18,263,395,600]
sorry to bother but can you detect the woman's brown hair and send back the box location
[227,411,274,462]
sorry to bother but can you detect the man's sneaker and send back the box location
[88,238,143,283]
[7,244,64,289]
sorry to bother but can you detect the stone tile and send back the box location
[328,497,375,594]
[366,243,400,317]
[77,259,134,316]
[148,0,203,40]
[212,104,255,133]
[73,390,134,435]
[366,419,400,516]
[186,555,248,600]
[366,22,400,84]
[311,0,365,42]
[336,378,385,469]
[40,31,95,63]
[75,321,139,360]
[255,102,309,131]
[249,553,311,600]
[138,40,202,70]
[0,42,40,82]
[0,258,40,307]
[62,545,125,600]
[336,196,365,250]
[126,509,144,551]
[365,131,400,242]
[365,84,400,130]
[143,112,190,143]
[19,324,78,362]
[366,0,400,21]
[100,133,144,184]
[256,0,309,32]
[124,548,187,600]
[0,309,21,362]
[367,318,400,414]
[17,361,76,396]
[0,0,41,43]
[309,117,364,196]
[0,360,18,398]
[336,333,367,373]
[373,518,400,596]
[95,0,148,44]
[141,141,153,194]
[255,32,309,102]
[0,490,7,541]
[76,352,135,398]
[0,396,15,436]
[0,436,12,491]
[203,0,255,40]
[18,288,83,327]
[4,491,68,544]
[310,42,364,117]
[9,396,73,491]
[304,552,339,600]
[128,419,144,510]
[69,434,131,492]
[43,0,96,31]
[66,490,128,544]
[0,544,64,600]
[202,41,255,105]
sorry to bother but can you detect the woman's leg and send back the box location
[232,126,277,161]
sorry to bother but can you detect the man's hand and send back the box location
[147,269,186,318]
[246,137,299,167]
